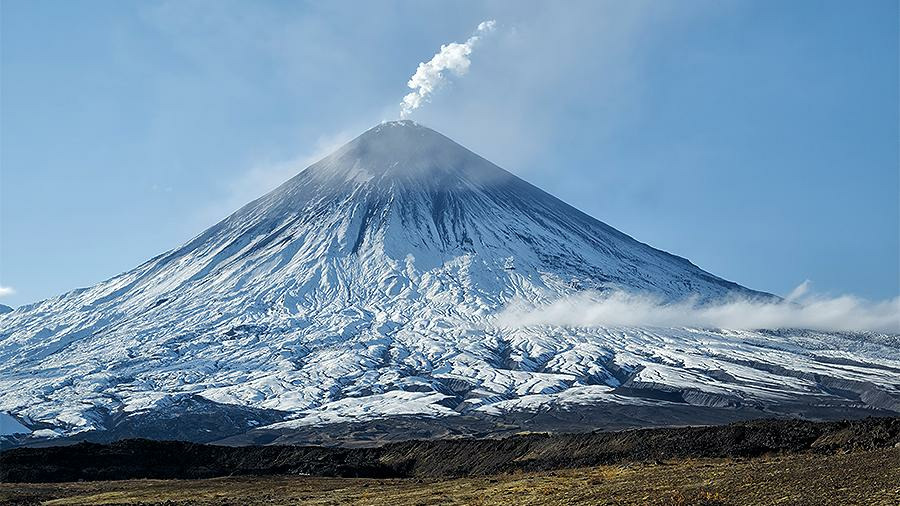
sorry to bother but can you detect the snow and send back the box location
[269,391,456,428]
[0,121,897,439]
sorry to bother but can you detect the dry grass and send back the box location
[3,448,898,505]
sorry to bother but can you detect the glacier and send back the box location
[1,120,898,445]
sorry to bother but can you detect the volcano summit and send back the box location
[1,121,897,446]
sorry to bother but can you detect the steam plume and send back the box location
[400,20,496,118]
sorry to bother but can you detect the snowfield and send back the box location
[1,121,897,442]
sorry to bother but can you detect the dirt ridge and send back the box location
[2,417,898,483]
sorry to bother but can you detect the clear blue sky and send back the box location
[1,0,897,307]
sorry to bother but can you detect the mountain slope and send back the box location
[1,121,897,444]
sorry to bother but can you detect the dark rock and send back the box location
[2,416,897,483]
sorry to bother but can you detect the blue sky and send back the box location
[1,0,897,307]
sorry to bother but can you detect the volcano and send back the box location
[1,121,897,446]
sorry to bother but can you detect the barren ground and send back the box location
[3,447,898,505]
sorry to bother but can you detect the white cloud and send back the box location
[496,283,900,333]
[400,20,496,118]
[0,286,15,298]
[786,279,812,302]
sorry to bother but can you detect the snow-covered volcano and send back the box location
[1,121,897,445]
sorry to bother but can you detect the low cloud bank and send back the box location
[400,20,496,118]
[496,283,900,333]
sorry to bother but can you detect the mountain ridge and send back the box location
[0,120,896,446]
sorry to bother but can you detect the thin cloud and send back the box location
[400,20,496,118]
[496,283,900,333]
[192,128,357,229]
[0,286,15,298]
[785,279,812,302]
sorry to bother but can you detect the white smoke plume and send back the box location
[496,282,900,333]
[400,20,496,118]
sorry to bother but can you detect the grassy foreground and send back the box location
[3,447,898,505]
